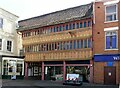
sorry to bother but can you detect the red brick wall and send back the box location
[93,1,120,84]
[94,62,106,84]
[93,2,119,55]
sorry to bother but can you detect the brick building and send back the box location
[93,0,120,85]
[17,3,93,82]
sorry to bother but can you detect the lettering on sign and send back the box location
[113,56,120,61]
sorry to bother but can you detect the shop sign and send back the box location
[94,54,120,62]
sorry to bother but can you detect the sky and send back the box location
[0,0,94,21]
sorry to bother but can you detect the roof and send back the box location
[18,3,93,31]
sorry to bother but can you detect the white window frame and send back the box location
[6,40,13,52]
[105,4,118,23]
[0,18,3,29]
[0,39,2,50]
[105,30,118,51]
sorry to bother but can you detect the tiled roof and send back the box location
[18,3,93,31]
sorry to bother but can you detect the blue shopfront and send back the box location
[94,54,120,85]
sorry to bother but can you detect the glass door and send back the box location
[8,60,16,79]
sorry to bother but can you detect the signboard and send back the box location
[94,54,120,62]
[66,74,79,80]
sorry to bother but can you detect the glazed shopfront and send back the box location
[1,55,24,79]
[94,54,120,85]
[26,60,93,82]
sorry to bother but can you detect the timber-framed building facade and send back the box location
[18,3,93,82]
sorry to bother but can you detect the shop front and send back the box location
[94,54,120,85]
[1,56,24,79]
[43,60,92,82]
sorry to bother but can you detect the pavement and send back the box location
[1,79,119,88]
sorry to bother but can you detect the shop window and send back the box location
[105,31,117,49]
[3,60,8,75]
[105,4,118,22]
[17,62,22,75]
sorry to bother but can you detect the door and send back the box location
[104,66,116,85]
[9,60,16,80]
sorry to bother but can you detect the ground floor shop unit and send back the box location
[0,55,24,79]
[25,60,93,83]
[94,54,120,85]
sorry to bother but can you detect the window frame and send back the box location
[6,40,13,52]
[0,18,3,29]
[105,4,118,22]
[105,31,118,50]
[0,39,2,50]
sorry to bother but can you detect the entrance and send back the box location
[104,66,116,85]
[9,60,16,79]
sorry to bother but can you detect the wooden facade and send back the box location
[18,3,93,82]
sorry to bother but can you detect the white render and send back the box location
[0,8,22,56]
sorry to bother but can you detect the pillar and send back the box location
[90,60,93,83]
[25,62,28,79]
[42,61,44,80]
[63,61,66,81]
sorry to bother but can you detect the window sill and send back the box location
[104,20,118,23]
[105,49,118,51]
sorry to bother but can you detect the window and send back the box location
[88,21,91,27]
[66,24,68,30]
[88,39,91,48]
[60,25,62,31]
[76,23,79,29]
[105,31,117,49]
[7,40,12,52]
[84,39,87,48]
[77,40,81,49]
[105,4,117,22]
[80,22,82,28]
[70,41,72,49]
[74,40,76,49]
[84,22,86,27]
[0,39,2,50]
[69,24,72,30]
[0,18,3,28]
[73,23,75,29]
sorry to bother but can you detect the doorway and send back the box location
[104,66,116,85]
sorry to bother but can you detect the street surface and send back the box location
[1,79,119,88]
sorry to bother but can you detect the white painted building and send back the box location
[0,8,24,79]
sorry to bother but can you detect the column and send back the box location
[90,60,93,83]
[42,61,44,80]
[25,62,28,79]
[63,61,66,81]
